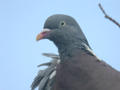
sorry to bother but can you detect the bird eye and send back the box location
[60,21,66,26]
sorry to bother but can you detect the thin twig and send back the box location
[98,3,120,28]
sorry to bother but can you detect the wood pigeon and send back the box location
[31,14,120,90]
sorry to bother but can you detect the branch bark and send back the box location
[98,3,120,28]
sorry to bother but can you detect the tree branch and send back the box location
[98,3,120,28]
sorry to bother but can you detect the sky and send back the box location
[0,0,120,90]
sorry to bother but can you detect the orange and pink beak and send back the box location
[36,29,51,41]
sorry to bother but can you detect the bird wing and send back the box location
[31,53,60,90]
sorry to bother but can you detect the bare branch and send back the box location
[98,3,120,28]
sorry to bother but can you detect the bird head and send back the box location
[36,14,90,50]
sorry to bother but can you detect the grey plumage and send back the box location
[31,53,60,90]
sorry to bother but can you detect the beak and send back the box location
[36,29,51,41]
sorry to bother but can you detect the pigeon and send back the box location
[33,14,120,90]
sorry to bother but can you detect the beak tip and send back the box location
[36,38,40,41]
[36,34,42,41]
[36,39,38,41]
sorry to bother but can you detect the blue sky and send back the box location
[0,0,120,90]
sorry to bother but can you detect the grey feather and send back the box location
[31,70,45,90]
[31,53,60,90]
[38,76,49,90]
[42,53,59,60]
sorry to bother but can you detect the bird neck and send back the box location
[57,41,85,60]
[52,34,91,61]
